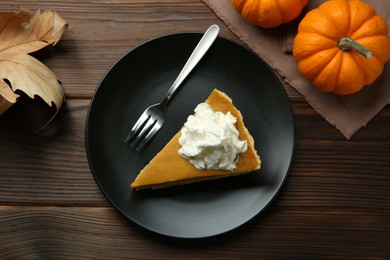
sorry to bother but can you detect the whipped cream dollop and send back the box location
[178,103,247,171]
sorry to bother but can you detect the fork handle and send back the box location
[162,24,220,106]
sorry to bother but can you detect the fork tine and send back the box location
[135,120,162,150]
[130,117,156,147]
[125,112,150,143]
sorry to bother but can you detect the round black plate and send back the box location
[85,33,295,239]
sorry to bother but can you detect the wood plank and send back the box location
[0,0,238,99]
[0,0,302,100]
[0,99,389,211]
[0,99,106,205]
[0,206,388,259]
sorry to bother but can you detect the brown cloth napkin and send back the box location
[201,0,390,139]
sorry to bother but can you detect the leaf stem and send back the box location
[339,37,372,58]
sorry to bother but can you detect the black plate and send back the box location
[85,33,295,239]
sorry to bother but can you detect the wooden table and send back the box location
[1,1,389,258]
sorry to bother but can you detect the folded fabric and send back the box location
[201,0,390,139]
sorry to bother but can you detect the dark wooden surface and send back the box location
[1,1,389,259]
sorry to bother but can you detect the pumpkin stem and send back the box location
[339,37,372,58]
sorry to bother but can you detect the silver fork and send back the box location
[125,24,220,150]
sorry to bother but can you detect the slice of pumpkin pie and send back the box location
[130,89,261,190]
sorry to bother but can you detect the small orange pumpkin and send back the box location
[232,0,309,28]
[293,0,390,95]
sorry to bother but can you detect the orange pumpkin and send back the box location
[293,0,390,95]
[232,0,309,28]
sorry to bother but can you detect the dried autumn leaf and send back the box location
[0,7,68,123]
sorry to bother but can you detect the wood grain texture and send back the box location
[1,100,389,210]
[0,206,388,259]
[0,0,389,259]
[2,0,237,99]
